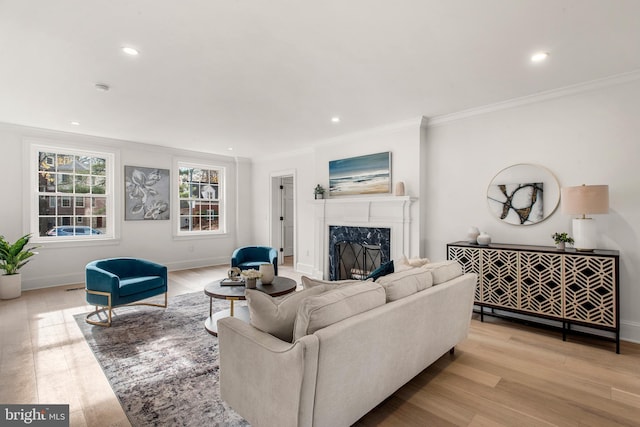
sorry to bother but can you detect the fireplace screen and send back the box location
[334,242,382,280]
[328,226,390,280]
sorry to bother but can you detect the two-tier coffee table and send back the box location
[204,276,297,336]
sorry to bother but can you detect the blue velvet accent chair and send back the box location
[231,246,278,276]
[85,257,168,326]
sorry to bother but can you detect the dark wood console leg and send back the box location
[449,347,455,355]
[616,333,620,354]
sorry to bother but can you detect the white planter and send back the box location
[0,273,22,299]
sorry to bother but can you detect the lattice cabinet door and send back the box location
[519,252,563,318]
[481,249,518,308]
[563,255,616,328]
[448,245,481,302]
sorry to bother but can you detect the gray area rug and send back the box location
[75,292,249,427]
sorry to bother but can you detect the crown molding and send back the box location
[426,69,640,127]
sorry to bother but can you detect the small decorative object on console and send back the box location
[552,232,574,250]
[467,226,480,244]
[476,232,491,246]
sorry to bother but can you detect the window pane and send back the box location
[92,217,106,232]
[39,152,56,172]
[91,176,106,194]
[75,175,90,193]
[57,174,73,192]
[56,155,74,172]
[39,173,56,192]
[39,196,56,215]
[92,157,106,175]
[75,156,91,174]
[92,197,107,215]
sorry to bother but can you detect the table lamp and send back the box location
[560,184,609,251]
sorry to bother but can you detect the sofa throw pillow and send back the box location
[393,255,412,272]
[301,276,362,289]
[245,285,328,342]
[422,260,463,285]
[407,257,431,267]
[366,260,394,281]
[293,281,386,341]
[376,268,433,302]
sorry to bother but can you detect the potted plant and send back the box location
[551,232,574,250]
[314,184,326,200]
[0,233,39,299]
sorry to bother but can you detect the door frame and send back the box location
[269,169,296,266]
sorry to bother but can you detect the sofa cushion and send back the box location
[301,276,362,289]
[245,285,328,342]
[422,260,463,284]
[366,260,394,280]
[376,268,433,302]
[293,281,386,341]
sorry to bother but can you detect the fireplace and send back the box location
[329,226,390,280]
[312,196,417,279]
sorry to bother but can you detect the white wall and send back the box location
[250,149,316,274]
[422,77,640,342]
[250,120,424,276]
[0,124,247,290]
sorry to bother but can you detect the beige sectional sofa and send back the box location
[218,261,476,427]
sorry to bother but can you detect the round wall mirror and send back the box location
[487,163,560,225]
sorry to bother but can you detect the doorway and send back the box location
[270,171,296,267]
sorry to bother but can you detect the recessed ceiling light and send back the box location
[122,46,139,56]
[531,52,549,62]
[70,121,80,126]
[94,83,110,92]
[331,116,341,123]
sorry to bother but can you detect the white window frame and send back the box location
[174,160,226,237]
[27,141,118,244]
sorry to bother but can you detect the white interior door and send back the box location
[281,177,294,257]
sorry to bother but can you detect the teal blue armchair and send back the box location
[85,257,168,326]
[231,246,278,276]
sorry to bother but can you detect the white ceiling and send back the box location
[1,0,639,159]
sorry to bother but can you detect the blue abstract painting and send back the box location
[329,152,391,196]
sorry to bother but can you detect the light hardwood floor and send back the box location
[1,264,639,427]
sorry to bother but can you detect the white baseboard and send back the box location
[295,262,315,276]
[21,257,230,291]
[621,320,640,344]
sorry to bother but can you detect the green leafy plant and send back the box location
[552,232,574,245]
[0,234,39,275]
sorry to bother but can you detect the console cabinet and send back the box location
[447,241,620,353]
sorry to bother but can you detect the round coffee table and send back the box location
[204,276,297,336]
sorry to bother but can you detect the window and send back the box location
[177,163,224,234]
[33,145,114,240]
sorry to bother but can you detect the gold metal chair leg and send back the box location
[85,290,168,327]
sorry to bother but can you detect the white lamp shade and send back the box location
[561,185,609,216]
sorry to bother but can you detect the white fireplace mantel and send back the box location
[312,196,417,278]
